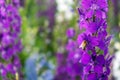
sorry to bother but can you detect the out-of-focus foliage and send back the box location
[19,0,56,79]
[18,0,79,79]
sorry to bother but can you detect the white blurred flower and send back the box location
[113,51,120,80]
[114,42,120,50]
[56,0,74,20]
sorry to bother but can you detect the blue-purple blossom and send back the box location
[54,0,112,79]
[76,0,113,79]
[66,28,75,38]
[0,0,22,79]
[54,53,83,80]
[54,29,83,80]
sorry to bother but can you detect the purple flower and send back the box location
[6,63,15,74]
[0,0,22,79]
[87,73,97,80]
[66,28,75,38]
[55,53,83,80]
[94,65,103,73]
[55,0,113,79]
[72,0,113,79]
[81,0,108,12]
[12,0,20,8]
[77,33,98,50]
[66,39,76,52]
[80,52,91,65]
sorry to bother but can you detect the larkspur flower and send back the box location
[55,0,112,79]
[75,0,113,79]
[80,0,108,18]
[66,28,75,38]
[77,33,98,50]
[0,0,22,79]
[54,28,83,80]
[54,53,83,80]
[12,0,20,8]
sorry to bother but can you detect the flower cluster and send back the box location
[54,52,83,80]
[54,28,83,80]
[76,0,113,79]
[0,0,22,79]
[55,0,113,79]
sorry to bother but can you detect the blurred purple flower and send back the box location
[0,0,22,79]
[55,0,113,79]
[66,28,75,38]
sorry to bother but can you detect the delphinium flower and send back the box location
[54,28,83,80]
[66,28,83,80]
[66,28,76,39]
[54,29,74,80]
[12,0,20,8]
[54,53,70,80]
[0,0,22,79]
[76,0,113,79]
